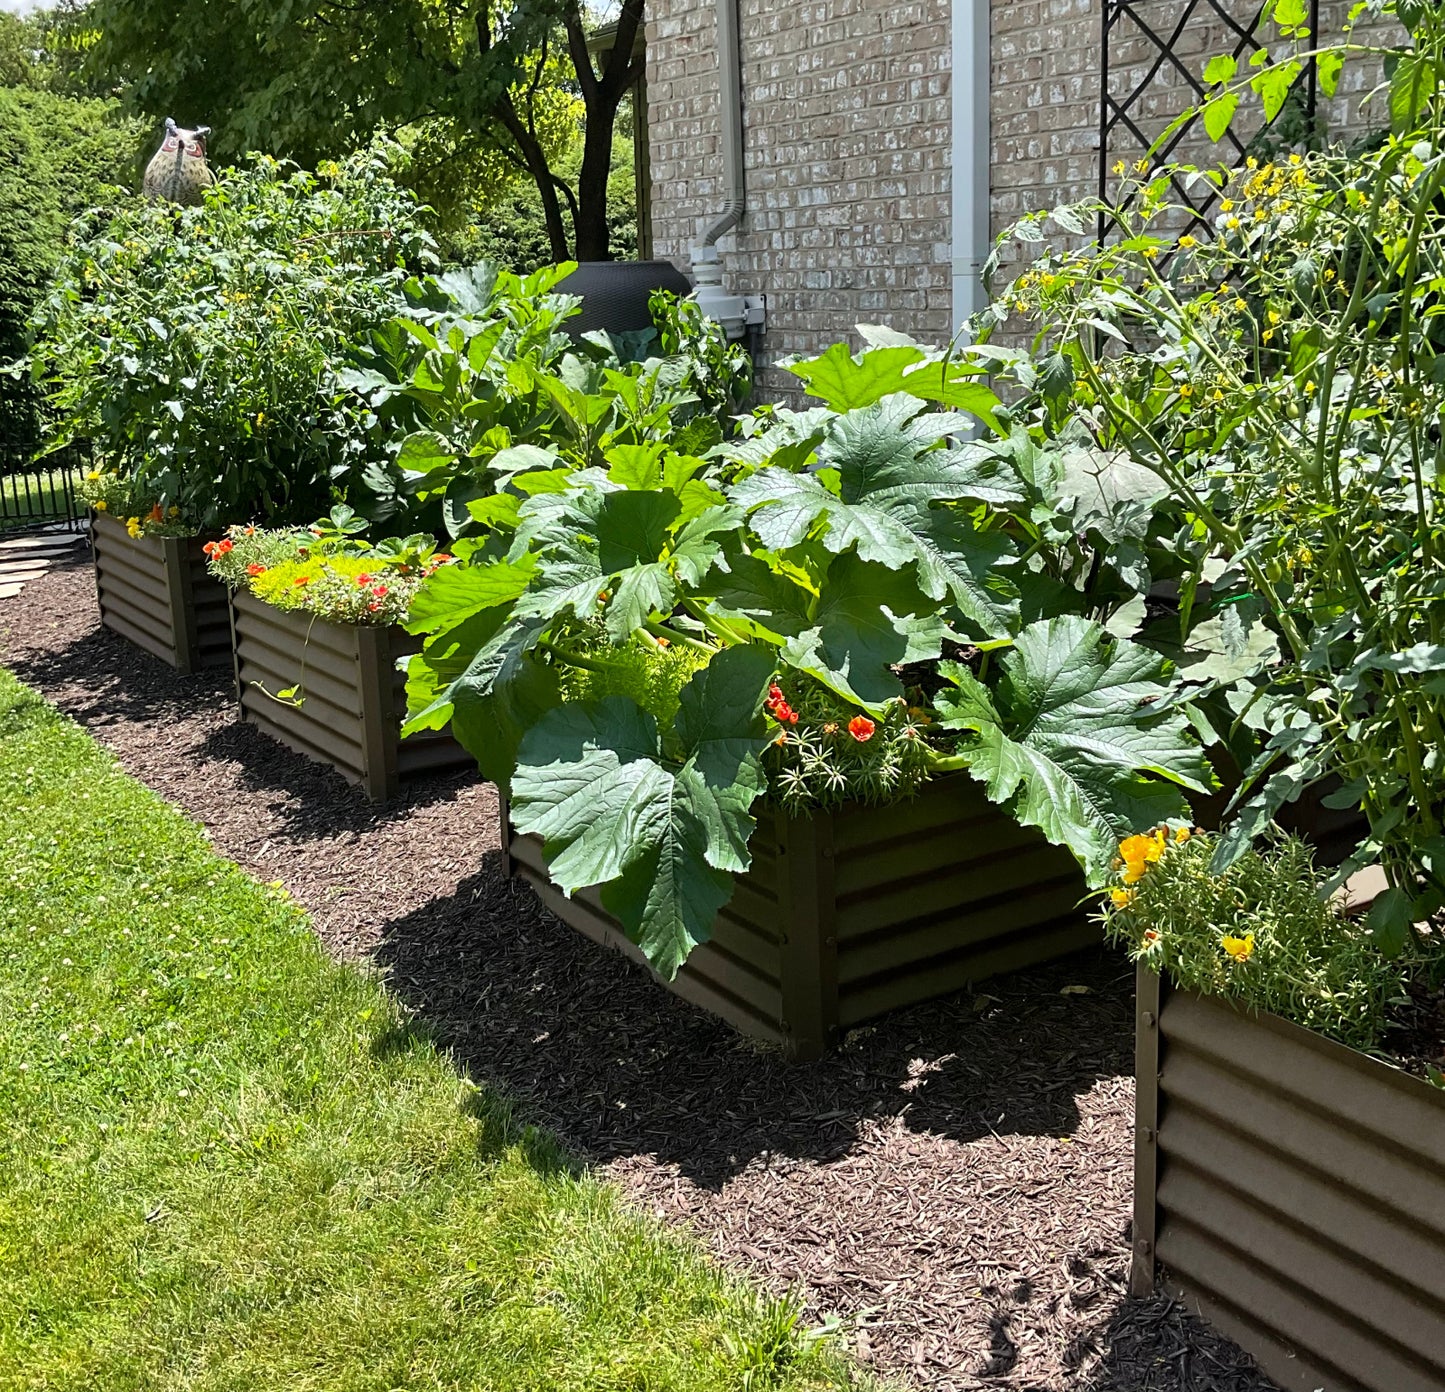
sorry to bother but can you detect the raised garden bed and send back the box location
[501,772,1097,1059]
[229,588,472,802]
[1132,966,1445,1392]
[91,512,230,672]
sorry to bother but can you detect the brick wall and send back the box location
[644,0,1391,392]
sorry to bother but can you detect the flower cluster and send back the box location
[1100,828,1401,1051]
[79,470,189,537]
[763,682,935,812]
[203,522,446,627]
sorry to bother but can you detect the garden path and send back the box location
[0,528,85,601]
[0,554,1283,1392]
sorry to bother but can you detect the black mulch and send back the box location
[1,554,1280,1392]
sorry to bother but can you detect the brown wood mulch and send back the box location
[1,555,1281,1392]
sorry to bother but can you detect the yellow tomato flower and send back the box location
[1178,234,1198,249]
[1179,384,1194,398]
[1221,932,1256,963]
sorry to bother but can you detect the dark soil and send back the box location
[0,553,1281,1392]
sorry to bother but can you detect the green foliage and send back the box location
[399,333,1205,977]
[1103,829,1403,1051]
[990,0,1445,955]
[28,149,434,528]
[0,83,144,456]
[0,667,859,1390]
[77,0,644,263]
[934,616,1211,882]
[340,264,751,538]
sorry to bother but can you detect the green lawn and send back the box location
[0,668,859,1392]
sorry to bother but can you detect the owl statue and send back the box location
[143,119,214,205]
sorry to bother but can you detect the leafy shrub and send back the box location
[339,261,753,537]
[1103,827,1402,1050]
[989,0,1445,958]
[28,148,434,529]
[0,84,144,457]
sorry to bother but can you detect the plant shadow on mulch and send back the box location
[375,856,1134,1190]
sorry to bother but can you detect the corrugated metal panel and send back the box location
[232,592,472,801]
[502,776,1098,1057]
[92,518,230,672]
[1138,971,1445,1392]
[835,777,1094,1020]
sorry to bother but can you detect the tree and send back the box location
[0,13,145,456]
[77,0,645,263]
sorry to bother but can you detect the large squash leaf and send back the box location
[781,554,956,710]
[783,343,1003,427]
[730,396,1023,634]
[510,645,776,979]
[934,616,1211,882]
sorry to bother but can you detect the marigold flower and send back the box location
[245,564,266,577]
[93,500,107,512]
[1110,887,1136,909]
[848,716,876,742]
[1221,932,1255,963]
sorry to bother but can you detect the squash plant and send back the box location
[337,263,752,538]
[399,334,1210,978]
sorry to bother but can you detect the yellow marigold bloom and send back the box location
[1174,826,1191,843]
[1110,888,1136,909]
[1221,932,1255,963]
[85,470,101,482]
[93,500,107,512]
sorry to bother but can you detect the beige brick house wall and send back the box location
[644,0,1388,393]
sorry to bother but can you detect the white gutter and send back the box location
[951,0,991,332]
[694,0,744,259]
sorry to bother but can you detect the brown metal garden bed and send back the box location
[91,512,231,672]
[501,772,1097,1059]
[229,588,472,802]
[1132,966,1445,1392]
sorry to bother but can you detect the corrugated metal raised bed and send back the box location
[501,772,1096,1059]
[90,512,230,672]
[1132,966,1445,1392]
[229,588,473,802]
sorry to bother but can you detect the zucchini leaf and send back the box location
[935,616,1211,882]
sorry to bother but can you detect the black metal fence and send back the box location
[0,444,87,533]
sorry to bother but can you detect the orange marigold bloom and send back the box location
[848,716,876,742]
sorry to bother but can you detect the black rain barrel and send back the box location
[555,260,693,336]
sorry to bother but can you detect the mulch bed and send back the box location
[1,553,1280,1392]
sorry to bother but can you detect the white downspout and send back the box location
[689,0,749,340]
[951,0,991,332]
[695,0,745,257]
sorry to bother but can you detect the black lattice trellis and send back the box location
[1099,0,1322,238]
